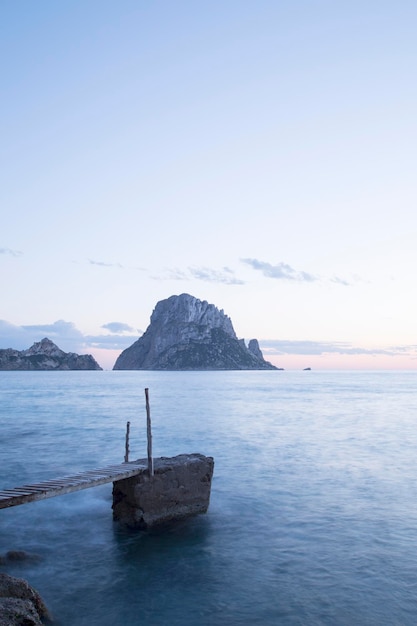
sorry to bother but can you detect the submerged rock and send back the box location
[0,552,41,566]
[113,294,277,370]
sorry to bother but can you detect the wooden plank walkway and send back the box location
[0,460,148,510]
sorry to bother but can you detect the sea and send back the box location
[1,370,417,625]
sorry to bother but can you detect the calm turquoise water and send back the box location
[1,370,417,625]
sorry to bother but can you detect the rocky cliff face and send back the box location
[0,338,102,371]
[113,294,277,370]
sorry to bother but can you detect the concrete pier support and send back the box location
[112,453,214,529]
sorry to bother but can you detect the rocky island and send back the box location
[0,338,102,371]
[114,293,278,370]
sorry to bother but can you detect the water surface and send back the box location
[1,370,417,625]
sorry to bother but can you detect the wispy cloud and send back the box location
[241,258,317,282]
[0,320,84,352]
[84,334,139,350]
[0,247,22,257]
[189,266,245,285]
[0,319,139,355]
[241,258,352,286]
[330,276,351,286]
[162,268,189,281]
[261,339,401,357]
[389,344,417,354]
[101,322,137,334]
[22,320,84,341]
[88,259,124,268]
[155,266,245,285]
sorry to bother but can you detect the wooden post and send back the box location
[124,421,130,463]
[145,388,154,476]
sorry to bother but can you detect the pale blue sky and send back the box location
[2,1,417,369]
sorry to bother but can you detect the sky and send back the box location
[2,1,417,370]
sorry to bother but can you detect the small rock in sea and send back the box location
[0,551,41,566]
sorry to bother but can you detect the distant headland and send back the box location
[0,338,102,371]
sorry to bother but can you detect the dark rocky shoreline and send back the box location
[0,573,51,625]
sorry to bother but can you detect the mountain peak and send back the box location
[23,338,65,358]
[114,294,277,370]
[0,338,102,370]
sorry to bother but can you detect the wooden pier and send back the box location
[0,392,214,527]
[0,461,147,510]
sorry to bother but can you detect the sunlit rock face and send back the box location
[113,293,277,370]
[0,338,102,370]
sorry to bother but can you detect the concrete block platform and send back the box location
[112,453,214,529]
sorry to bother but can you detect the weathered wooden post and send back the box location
[112,387,214,529]
[145,388,154,476]
[124,421,130,463]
